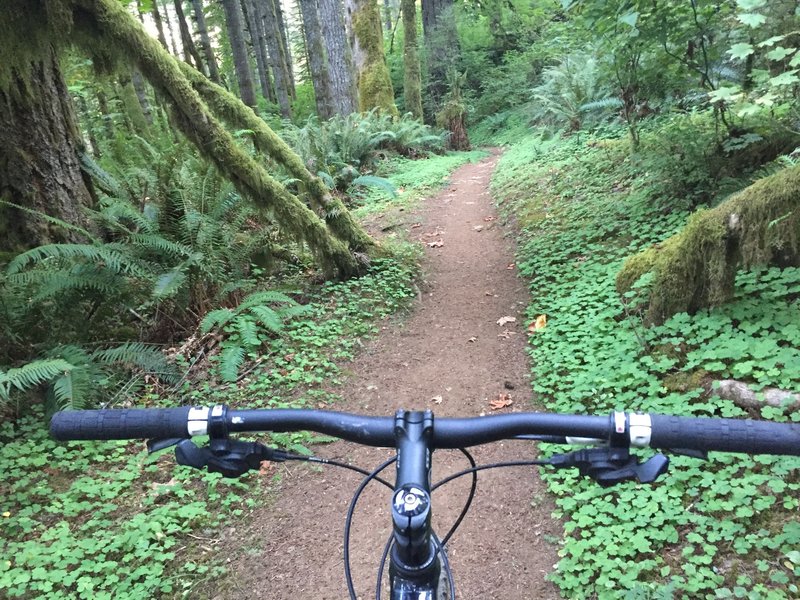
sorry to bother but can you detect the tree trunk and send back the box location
[221,0,258,108]
[131,68,153,126]
[273,0,296,99]
[241,0,273,103]
[118,73,151,136]
[173,0,204,71]
[161,0,181,56]
[79,0,363,277]
[347,0,397,114]
[616,165,800,324]
[258,0,292,117]
[190,0,221,82]
[151,0,170,50]
[421,0,459,107]
[299,0,335,119]
[401,0,422,119]
[0,47,94,253]
[319,0,358,115]
[383,0,395,31]
[182,63,375,253]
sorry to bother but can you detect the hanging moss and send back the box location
[179,64,377,255]
[352,0,398,116]
[73,0,361,278]
[617,164,800,324]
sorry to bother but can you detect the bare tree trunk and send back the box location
[241,0,274,103]
[221,0,258,108]
[258,0,292,116]
[161,0,181,56]
[173,0,204,71]
[299,0,335,119]
[347,0,397,114]
[150,0,170,50]
[401,0,422,119]
[273,0,296,99]
[190,0,221,82]
[0,47,94,253]
[383,0,394,31]
[319,0,358,115]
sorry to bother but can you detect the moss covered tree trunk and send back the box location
[77,0,363,277]
[401,0,422,119]
[616,165,800,324]
[180,63,375,254]
[0,46,94,253]
[347,0,398,115]
[319,0,358,116]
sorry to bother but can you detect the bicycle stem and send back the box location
[389,410,441,592]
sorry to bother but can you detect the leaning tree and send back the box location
[0,0,375,277]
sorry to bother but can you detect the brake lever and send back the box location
[174,439,291,478]
[548,447,670,487]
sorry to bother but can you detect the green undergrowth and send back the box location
[352,149,488,216]
[0,244,421,599]
[492,129,800,598]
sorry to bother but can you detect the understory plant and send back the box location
[492,121,800,598]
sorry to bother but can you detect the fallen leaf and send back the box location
[411,223,422,229]
[431,395,443,404]
[426,240,444,248]
[468,336,477,343]
[483,216,496,222]
[485,291,496,296]
[473,225,484,232]
[489,393,513,410]
[497,330,517,339]
[528,314,547,332]
[506,263,515,270]
[496,316,516,327]
[259,461,276,477]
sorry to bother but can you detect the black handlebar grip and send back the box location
[650,414,800,455]
[50,407,192,441]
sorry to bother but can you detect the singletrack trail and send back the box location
[211,153,562,599]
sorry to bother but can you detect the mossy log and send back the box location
[76,0,362,278]
[179,64,376,255]
[713,380,799,412]
[617,164,800,324]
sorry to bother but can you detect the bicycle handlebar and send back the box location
[49,406,800,455]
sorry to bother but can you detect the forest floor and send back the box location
[209,152,562,599]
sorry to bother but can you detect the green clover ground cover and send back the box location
[492,131,800,598]
[0,247,420,599]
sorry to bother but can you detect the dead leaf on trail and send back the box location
[484,216,496,222]
[473,225,484,232]
[426,240,444,248]
[496,316,516,327]
[431,395,443,404]
[411,223,422,229]
[506,263,515,270]
[497,330,517,339]
[528,314,547,332]
[259,461,276,477]
[489,394,514,411]
[485,291,496,296]
[468,336,477,343]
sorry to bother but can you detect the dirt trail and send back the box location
[212,153,562,599]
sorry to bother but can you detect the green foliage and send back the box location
[493,127,800,598]
[530,52,618,131]
[200,290,308,383]
[283,111,445,189]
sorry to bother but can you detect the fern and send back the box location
[349,175,398,198]
[8,244,149,276]
[0,359,75,402]
[218,345,246,383]
[0,201,99,243]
